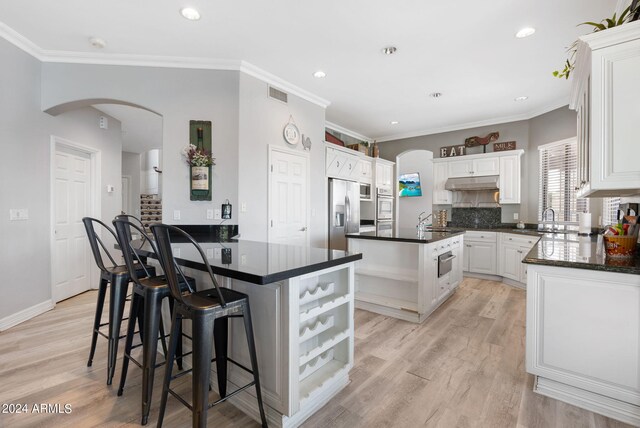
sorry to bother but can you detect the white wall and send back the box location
[0,37,123,323]
[40,63,241,226]
[122,151,142,215]
[396,150,433,229]
[238,73,327,246]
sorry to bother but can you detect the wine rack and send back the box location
[140,194,162,233]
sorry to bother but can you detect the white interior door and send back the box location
[268,147,309,245]
[53,145,92,302]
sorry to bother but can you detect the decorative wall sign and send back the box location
[189,120,213,201]
[440,144,466,158]
[465,132,499,153]
[493,141,517,152]
[283,116,301,146]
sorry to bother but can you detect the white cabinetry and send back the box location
[498,233,537,284]
[448,156,499,177]
[349,235,463,324]
[432,150,523,205]
[433,162,452,204]
[374,159,394,192]
[358,159,372,183]
[462,231,497,275]
[499,155,521,204]
[570,21,640,197]
[526,264,640,425]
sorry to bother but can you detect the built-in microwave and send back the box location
[360,183,372,201]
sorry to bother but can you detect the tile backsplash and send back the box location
[450,208,502,228]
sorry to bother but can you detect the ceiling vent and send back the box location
[268,86,288,104]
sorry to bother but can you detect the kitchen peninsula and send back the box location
[346,229,464,323]
[133,236,362,428]
[524,235,640,426]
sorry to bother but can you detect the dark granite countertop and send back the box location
[132,238,362,285]
[523,234,640,275]
[346,227,465,244]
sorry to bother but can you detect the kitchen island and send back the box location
[346,228,464,323]
[523,234,640,426]
[134,236,362,428]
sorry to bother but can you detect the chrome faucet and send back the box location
[542,207,556,231]
[417,212,432,232]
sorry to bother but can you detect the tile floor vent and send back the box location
[268,86,288,104]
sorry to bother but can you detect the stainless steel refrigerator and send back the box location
[328,178,360,251]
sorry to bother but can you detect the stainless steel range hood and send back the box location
[445,175,500,191]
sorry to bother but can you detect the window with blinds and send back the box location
[538,138,589,227]
[602,197,621,226]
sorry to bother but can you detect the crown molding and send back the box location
[0,22,330,109]
[375,98,570,143]
[324,121,372,143]
[239,61,330,108]
[0,22,43,60]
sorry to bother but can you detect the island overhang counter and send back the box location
[346,228,465,323]
[133,237,362,428]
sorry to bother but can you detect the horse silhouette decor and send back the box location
[465,132,499,153]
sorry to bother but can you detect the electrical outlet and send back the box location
[214,248,222,259]
[206,209,214,220]
[241,202,247,213]
[9,208,28,221]
[206,248,214,259]
[173,210,181,220]
[513,213,519,220]
[214,209,221,220]
[241,254,247,265]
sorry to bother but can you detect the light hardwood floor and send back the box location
[0,278,633,428]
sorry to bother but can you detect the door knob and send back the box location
[299,227,308,232]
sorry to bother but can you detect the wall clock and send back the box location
[283,120,301,146]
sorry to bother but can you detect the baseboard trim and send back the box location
[534,376,640,426]
[0,299,55,331]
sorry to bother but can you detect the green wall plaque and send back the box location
[189,120,213,201]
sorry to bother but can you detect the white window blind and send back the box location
[538,138,588,226]
[602,197,621,226]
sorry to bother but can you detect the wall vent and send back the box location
[268,86,288,104]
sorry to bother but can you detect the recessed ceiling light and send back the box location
[515,27,536,38]
[514,96,529,101]
[390,121,399,125]
[180,7,201,21]
[313,70,326,78]
[89,37,106,49]
[381,46,397,55]
[429,92,443,98]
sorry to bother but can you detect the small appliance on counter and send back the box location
[328,178,360,250]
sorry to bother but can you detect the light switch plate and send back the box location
[206,209,214,220]
[9,208,28,221]
[173,247,181,257]
[214,248,222,259]
[206,248,214,259]
[214,209,221,220]
[241,254,247,265]
[173,210,181,220]
[513,213,519,220]
[241,202,247,213]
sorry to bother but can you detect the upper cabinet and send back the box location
[325,143,392,187]
[448,157,499,178]
[433,150,523,204]
[374,159,394,192]
[570,21,640,197]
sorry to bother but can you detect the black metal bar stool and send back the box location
[151,224,268,428]
[82,217,156,385]
[113,217,197,425]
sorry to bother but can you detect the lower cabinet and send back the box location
[462,231,497,275]
[526,264,640,426]
[497,234,538,284]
